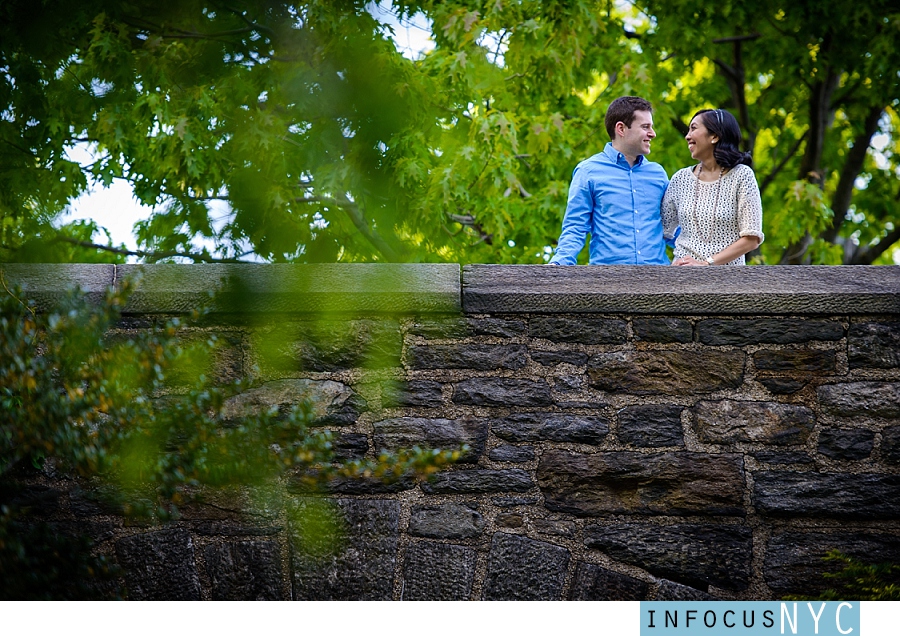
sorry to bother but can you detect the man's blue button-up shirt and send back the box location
[550,142,670,265]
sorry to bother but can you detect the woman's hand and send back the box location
[673,237,760,267]
[672,256,707,266]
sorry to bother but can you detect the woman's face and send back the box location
[685,115,718,162]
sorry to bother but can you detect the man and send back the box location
[549,96,671,265]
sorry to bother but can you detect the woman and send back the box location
[663,108,763,266]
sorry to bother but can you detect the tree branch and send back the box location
[850,224,900,265]
[448,213,493,245]
[760,130,807,195]
[294,195,403,262]
[121,14,274,43]
[821,106,884,244]
[712,33,761,43]
[48,237,250,263]
[712,58,739,84]
[670,116,688,138]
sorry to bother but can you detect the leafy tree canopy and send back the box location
[1,0,897,264]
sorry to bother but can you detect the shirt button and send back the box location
[633,210,637,213]
[638,251,641,255]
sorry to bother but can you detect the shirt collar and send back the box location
[604,142,645,167]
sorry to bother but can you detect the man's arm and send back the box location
[549,169,592,265]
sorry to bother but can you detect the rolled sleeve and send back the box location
[736,167,765,244]
[661,182,679,240]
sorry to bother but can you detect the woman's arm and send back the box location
[673,235,760,266]
[661,176,679,240]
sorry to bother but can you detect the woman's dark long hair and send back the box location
[694,108,753,169]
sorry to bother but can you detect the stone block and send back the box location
[221,379,366,427]
[633,318,693,344]
[461,265,900,315]
[817,428,875,460]
[529,316,628,344]
[759,378,807,395]
[408,317,468,339]
[567,563,649,600]
[204,540,285,600]
[408,343,528,370]
[489,445,535,463]
[331,432,369,461]
[848,322,900,369]
[408,503,485,539]
[584,523,752,591]
[753,349,836,373]
[373,416,487,462]
[159,330,244,386]
[751,451,814,465]
[697,319,844,346]
[314,319,403,371]
[537,450,745,516]
[765,531,900,596]
[192,522,282,536]
[692,400,815,445]
[553,375,585,391]
[533,519,576,538]
[818,382,900,420]
[491,412,609,445]
[118,263,461,314]
[287,469,414,496]
[451,378,553,406]
[115,529,201,600]
[587,350,745,395]
[291,499,399,600]
[254,319,402,373]
[530,350,589,367]
[618,405,684,447]
[655,580,717,600]
[421,469,534,494]
[482,533,570,600]
[408,316,526,339]
[402,541,477,600]
[467,317,528,338]
[0,263,115,310]
[381,380,443,407]
[753,471,900,518]
[882,426,900,464]
[497,512,524,528]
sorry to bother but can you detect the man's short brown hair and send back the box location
[605,96,653,140]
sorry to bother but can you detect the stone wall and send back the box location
[3,263,900,600]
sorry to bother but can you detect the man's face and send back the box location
[618,109,656,157]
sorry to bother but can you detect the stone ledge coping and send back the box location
[2,263,898,316]
[0,263,461,314]
[462,265,900,315]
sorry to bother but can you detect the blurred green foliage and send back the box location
[785,550,900,601]
[0,271,461,597]
[0,1,897,264]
